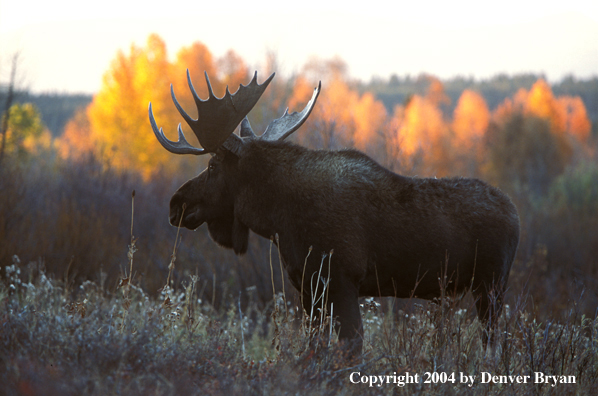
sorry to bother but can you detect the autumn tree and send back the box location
[0,52,20,167]
[486,78,592,194]
[451,90,490,175]
[387,77,452,176]
[493,78,591,143]
[525,79,566,133]
[452,90,489,148]
[217,49,249,90]
[56,107,94,161]
[169,41,218,117]
[288,57,388,159]
[64,35,245,179]
[83,34,181,178]
[485,113,572,196]
[0,103,50,159]
[352,92,387,154]
[558,96,591,142]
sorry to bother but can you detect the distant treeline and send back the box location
[362,73,598,125]
[1,74,596,138]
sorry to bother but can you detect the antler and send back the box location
[237,82,321,143]
[149,70,321,156]
[149,70,274,155]
[260,81,321,142]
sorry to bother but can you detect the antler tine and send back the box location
[149,103,206,155]
[260,81,321,142]
[171,84,194,126]
[203,70,216,99]
[185,69,206,107]
[240,117,257,138]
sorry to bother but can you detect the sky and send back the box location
[1,0,597,94]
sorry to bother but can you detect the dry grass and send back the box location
[2,242,598,396]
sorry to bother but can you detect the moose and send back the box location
[149,71,520,356]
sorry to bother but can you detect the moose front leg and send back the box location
[328,279,363,359]
[299,272,363,358]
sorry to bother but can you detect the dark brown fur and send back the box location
[169,139,520,355]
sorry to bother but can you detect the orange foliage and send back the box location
[425,75,451,107]
[452,90,490,150]
[217,50,249,91]
[288,59,387,154]
[315,76,359,143]
[395,95,448,157]
[353,92,387,152]
[558,96,591,142]
[57,107,94,160]
[172,41,217,111]
[525,79,566,133]
[493,79,591,144]
[287,76,314,111]
[386,78,458,175]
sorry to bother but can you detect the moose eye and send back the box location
[208,163,215,172]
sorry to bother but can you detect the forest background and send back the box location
[1,33,598,320]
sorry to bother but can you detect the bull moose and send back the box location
[148,71,520,355]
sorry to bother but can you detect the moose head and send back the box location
[149,71,320,253]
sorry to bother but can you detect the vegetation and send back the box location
[1,34,598,394]
[2,248,597,394]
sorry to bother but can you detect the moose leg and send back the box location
[473,281,505,348]
[328,281,363,358]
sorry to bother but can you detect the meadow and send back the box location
[2,229,597,395]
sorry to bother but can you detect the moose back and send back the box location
[149,71,520,355]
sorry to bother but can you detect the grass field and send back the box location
[2,243,597,396]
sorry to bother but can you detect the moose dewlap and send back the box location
[148,70,520,357]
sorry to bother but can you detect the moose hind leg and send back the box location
[473,281,506,348]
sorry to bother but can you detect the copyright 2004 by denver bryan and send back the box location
[349,371,576,388]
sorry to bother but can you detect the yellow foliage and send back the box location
[2,102,48,158]
[22,129,52,154]
[86,34,175,178]
[61,34,258,180]
[74,34,229,179]
[525,79,566,133]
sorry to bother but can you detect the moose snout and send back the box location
[168,194,187,226]
[169,206,182,226]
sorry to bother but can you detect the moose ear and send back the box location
[232,216,249,255]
